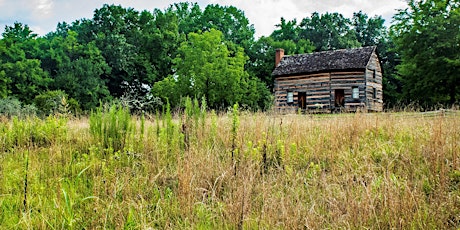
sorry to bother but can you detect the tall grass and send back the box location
[89,104,132,153]
[0,108,459,229]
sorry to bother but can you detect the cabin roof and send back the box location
[272,46,376,76]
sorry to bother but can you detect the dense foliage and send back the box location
[391,0,460,107]
[0,0,458,111]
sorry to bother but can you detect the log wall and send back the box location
[365,52,384,112]
[273,50,384,113]
[274,71,367,113]
[274,72,330,113]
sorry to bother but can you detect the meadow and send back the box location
[0,102,459,229]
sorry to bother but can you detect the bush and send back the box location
[34,90,80,116]
[119,80,163,114]
[0,97,37,118]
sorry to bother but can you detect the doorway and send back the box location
[334,89,345,107]
[298,92,307,110]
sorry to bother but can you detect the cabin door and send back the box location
[298,92,307,110]
[334,89,345,107]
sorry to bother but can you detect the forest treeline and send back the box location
[0,0,458,114]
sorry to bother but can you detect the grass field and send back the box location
[0,105,459,229]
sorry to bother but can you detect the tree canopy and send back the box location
[0,1,457,112]
[391,0,460,106]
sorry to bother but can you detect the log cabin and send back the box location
[272,46,383,113]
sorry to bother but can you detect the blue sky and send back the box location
[0,0,408,38]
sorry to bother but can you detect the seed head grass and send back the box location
[0,109,459,229]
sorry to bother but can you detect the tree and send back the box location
[270,18,300,42]
[47,30,111,110]
[153,29,269,110]
[72,4,182,98]
[352,11,387,47]
[151,76,179,107]
[0,23,51,103]
[0,42,11,98]
[0,67,11,98]
[391,0,460,106]
[141,9,180,83]
[299,12,361,51]
[167,2,203,36]
[2,22,37,44]
[174,29,248,108]
[200,4,255,46]
[168,3,255,46]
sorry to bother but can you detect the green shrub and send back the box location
[34,90,80,116]
[0,97,37,118]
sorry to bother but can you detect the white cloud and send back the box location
[35,0,54,16]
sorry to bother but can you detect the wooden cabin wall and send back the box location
[365,52,384,111]
[274,72,331,112]
[330,71,366,111]
[274,71,367,112]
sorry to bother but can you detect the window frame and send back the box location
[287,91,294,104]
[352,86,360,99]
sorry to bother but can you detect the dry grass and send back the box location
[0,110,459,229]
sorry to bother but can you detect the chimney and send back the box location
[275,48,284,67]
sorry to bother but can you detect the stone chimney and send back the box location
[275,48,284,67]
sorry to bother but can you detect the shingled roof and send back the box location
[272,46,376,76]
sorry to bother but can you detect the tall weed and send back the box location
[89,104,132,153]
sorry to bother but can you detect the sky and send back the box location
[0,0,409,38]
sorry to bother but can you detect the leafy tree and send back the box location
[0,68,10,98]
[167,2,203,36]
[173,29,248,108]
[246,16,316,89]
[151,76,180,107]
[153,29,269,110]
[270,18,300,42]
[391,0,460,106]
[73,4,181,98]
[0,42,11,98]
[0,59,50,103]
[168,3,255,46]
[141,9,180,83]
[0,23,51,103]
[200,4,255,46]
[352,11,387,46]
[88,5,144,96]
[47,31,111,110]
[299,12,361,51]
[239,75,274,110]
[2,22,37,44]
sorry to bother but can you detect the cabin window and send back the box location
[352,87,359,99]
[287,92,294,103]
[373,69,376,79]
[373,87,377,99]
